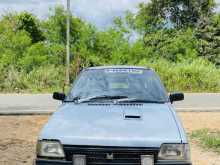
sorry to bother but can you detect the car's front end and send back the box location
[34,103,191,165]
[34,66,192,165]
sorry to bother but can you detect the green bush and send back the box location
[0,65,65,93]
[0,66,27,92]
[19,42,50,72]
[139,59,220,92]
[24,65,65,92]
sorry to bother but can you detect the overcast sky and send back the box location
[0,0,219,29]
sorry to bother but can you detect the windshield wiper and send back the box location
[77,95,128,103]
[116,98,165,104]
[63,96,81,103]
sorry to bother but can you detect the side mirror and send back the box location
[169,92,184,103]
[53,92,66,101]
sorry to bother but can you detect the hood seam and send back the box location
[167,104,183,143]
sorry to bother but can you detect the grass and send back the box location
[191,129,220,153]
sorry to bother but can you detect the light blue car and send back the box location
[35,66,192,165]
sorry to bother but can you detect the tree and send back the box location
[0,14,32,67]
[196,14,220,65]
[42,6,88,45]
[17,12,45,43]
[134,0,216,33]
[42,5,98,69]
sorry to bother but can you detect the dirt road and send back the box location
[0,112,220,165]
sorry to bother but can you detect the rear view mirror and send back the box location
[169,92,184,103]
[53,92,66,101]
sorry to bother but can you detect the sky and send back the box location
[0,0,219,29]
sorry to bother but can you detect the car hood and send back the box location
[39,103,182,148]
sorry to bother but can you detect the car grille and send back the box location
[63,145,159,165]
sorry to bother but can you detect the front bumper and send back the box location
[35,158,192,165]
[35,145,192,165]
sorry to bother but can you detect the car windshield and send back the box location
[66,68,168,103]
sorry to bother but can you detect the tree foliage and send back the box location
[196,14,220,65]
[17,12,45,43]
[134,0,216,32]
[0,2,219,92]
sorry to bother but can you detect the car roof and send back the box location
[84,65,151,70]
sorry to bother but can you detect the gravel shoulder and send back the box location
[0,112,220,165]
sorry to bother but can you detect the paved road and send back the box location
[0,93,220,115]
[0,94,58,115]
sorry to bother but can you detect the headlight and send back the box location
[37,140,65,158]
[158,144,190,161]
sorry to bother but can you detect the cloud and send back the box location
[0,0,64,18]
[71,0,146,28]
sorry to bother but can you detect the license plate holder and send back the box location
[141,155,154,165]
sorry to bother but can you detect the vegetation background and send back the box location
[0,0,220,93]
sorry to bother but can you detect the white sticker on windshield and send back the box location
[105,69,143,74]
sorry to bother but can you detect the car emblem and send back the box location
[106,153,114,160]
